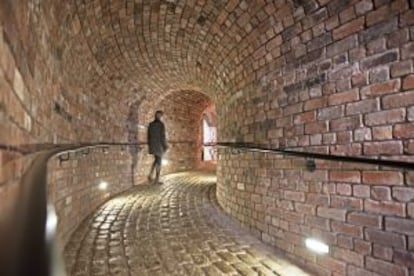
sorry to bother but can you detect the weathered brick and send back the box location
[328,89,359,105]
[310,133,322,145]
[329,143,362,156]
[322,132,336,144]
[393,187,414,202]
[364,109,405,126]
[317,206,347,221]
[393,123,414,139]
[333,17,364,40]
[355,0,373,16]
[331,195,362,210]
[331,221,363,238]
[366,256,407,276]
[305,121,328,134]
[294,111,316,124]
[362,171,404,185]
[371,186,391,201]
[353,238,371,255]
[284,190,305,202]
[307,33,332,52]
[329,115,361,131]
[365,228,406,248]
[336,183,351,195]
[307,193,330,206]
[372,126,393,140]
[339,6,356,23]
[394,250,414,269]
[373,244,393,261]
[360,50,399,70]
[382,91,414,109]
[406,140,414,154]
[347,211,381,227]
[407,172,414,186]
[317,256,346,274]
[400,9,414,26]
[346,99,378,115]
[364,199,405,216]
[408,106,414,121]
[385,217,414,236]
[387,28,410,49]
[401,41,414,59]
[353,185,370,198]
[366,37,386,56]
[363,141,403,155]
[336,131,353,144]
[391,60,413,77]
[350,47,367,63]
[305,215,330,230]
[330,171,361,183]
[360,79,400,99]
[369,67,389,83]
[366,4,391,26]
[354,128,372,141]
[304,98,327,111]
[347,266,377,276]
[359,17,398,43]
[402,74,414,90]
[351,72,368,87]
[332,247,363,267]
[337,234,353,249]
[294,202,316,215]
[317,105,344,120]
[327,34,358,57]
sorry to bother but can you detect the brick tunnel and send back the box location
[1,0,414,275]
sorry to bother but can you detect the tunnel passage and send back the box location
[1,0,414,276]
[64,172,309,276]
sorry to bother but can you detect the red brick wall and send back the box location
[134,90,213,179]
[218,1,414,157]
[0,0,212,250]
[217,1,414,275]
[0,0,134,250]
[47,147,134,246]
[218,151,414,275]
[1,0,414,274]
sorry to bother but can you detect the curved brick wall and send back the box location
[1,0,414,275]
[0,1,213,250]
[215,1,414,275]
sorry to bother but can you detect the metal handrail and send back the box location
[0,140,213,276]
[217,142,414,171]
[0,140,199,155]
[5,140,411,275]
[0,142,148,276]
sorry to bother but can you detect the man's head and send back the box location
[155,110,164,120]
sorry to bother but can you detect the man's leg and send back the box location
[154,155,162,184]
[148,155,157,181]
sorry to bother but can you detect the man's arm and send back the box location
[161,123,168,150]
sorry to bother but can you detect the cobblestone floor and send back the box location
[64,172,310,276]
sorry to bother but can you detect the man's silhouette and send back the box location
[147,110,168,184]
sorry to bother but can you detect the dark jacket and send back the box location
[147,119,167,156]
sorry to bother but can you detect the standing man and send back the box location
[147,110,168,184]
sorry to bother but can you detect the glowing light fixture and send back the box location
[305,238,329,254]
[98,181,108,190]
[45,204,58,241]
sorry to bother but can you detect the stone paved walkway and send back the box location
[64,172,310,276]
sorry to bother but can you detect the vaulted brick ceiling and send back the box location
[64,0,311,109]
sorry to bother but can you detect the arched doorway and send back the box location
[201,104,217,163]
